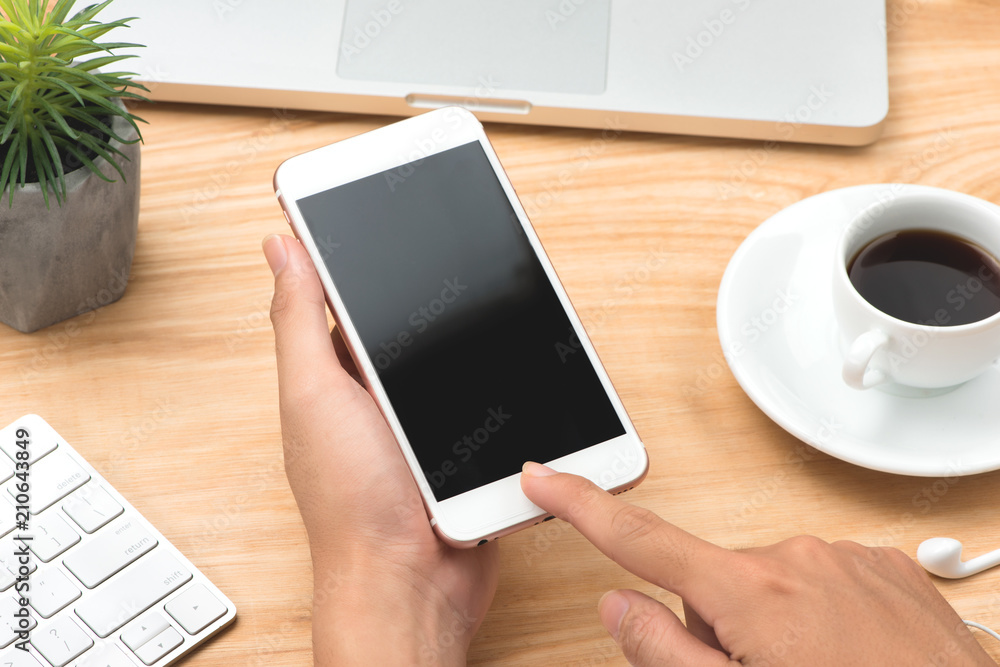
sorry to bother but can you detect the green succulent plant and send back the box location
[0,0,148,207]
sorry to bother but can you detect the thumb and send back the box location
[263,234,349,399]
[600,590,734,667]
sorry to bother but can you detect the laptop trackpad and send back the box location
[336,0,610,95]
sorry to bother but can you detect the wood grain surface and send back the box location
[2,1,1000,664]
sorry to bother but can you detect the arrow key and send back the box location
[133,626,182,665]
[165,584,228,635]
[120,610,170,651]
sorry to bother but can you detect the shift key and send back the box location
[75,550,191,638]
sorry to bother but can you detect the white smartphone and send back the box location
[273,107,647,547]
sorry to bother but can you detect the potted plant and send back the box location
[0,0,147,333]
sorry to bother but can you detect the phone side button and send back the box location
[277,194,292,227]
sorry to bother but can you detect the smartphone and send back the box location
[273,107,647,547]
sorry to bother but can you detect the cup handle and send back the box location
[843,330,890,390]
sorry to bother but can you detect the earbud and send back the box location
[917,537,1000,579]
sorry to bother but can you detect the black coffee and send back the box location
[848,230,1000,326]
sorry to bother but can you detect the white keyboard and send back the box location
[0,415,236,666]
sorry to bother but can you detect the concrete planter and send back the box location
[0,105,140,333]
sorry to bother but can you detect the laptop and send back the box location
[108,0,888,146]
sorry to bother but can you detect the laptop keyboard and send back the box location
[0,415,236,666]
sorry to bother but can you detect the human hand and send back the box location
[521,463,994,666]
[264,234,499,666]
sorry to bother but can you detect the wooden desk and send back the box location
[3,1,1000,663]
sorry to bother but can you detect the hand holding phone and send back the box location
[273,107,647,546]
[263,233,499,665]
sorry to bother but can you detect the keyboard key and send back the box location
[7,452,88,513]
[0,570,13,593]
[0,534,27,591]
[28,515,79,563]
[32,616,93,666]
[121,611,170,651]
[30,569,81,619]
[0,421,57,465]
[0,497,15,539]
[0,537,35,578]
[165,584,228,635]
[77,643,136,667]
[133,626,183,665]
[0,458,12,486]
[0,647,44,666]
[64,519,157,589]
[62,486,123,534]
[0,597,36,649]
[75,550,192,638]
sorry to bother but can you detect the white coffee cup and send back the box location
[832,190,1000,391]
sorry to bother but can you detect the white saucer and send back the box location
[717,184,1000,477]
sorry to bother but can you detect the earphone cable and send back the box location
[965,620,1000,645]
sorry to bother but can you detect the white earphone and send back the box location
[917,537,1000,579]
[915,538,1000,645]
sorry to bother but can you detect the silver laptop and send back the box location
[109,0,888,146]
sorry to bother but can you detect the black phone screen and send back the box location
[296,140,626,501]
